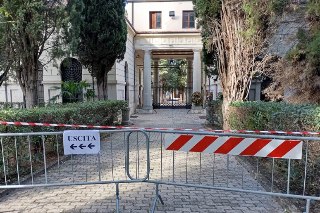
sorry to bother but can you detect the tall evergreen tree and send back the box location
[0,1,68,108]
[68,0,127,100]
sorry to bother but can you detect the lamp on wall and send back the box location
[169,11,175,19]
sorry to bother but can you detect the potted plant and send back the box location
[191,91,203,107]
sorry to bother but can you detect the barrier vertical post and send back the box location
[241,157,244,189]
[85,154,88,182]
[56,135,61,178]
[111,138,114,181]
[161,133,163,181]
[98,152,101,181]
[271,158,275,192]
[1,137,7,185]
[256,158,259,190]
[28,135,34,184]
[213,154,215,186]
[42,135,48,184]
[186,152,188,183]
[14,136,20,184]
[124,132,126,180]
[172,151,175,182]
[199,153,202,184]
[71,154,74,182]
[287,159,291,194]
[227,154,229,187]
[303,141,309,196]
[136,133,139,179]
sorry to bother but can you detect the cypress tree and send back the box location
[68,0,127,100]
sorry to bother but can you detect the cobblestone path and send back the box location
[0,109,285,213]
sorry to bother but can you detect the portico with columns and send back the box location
[134,33,204,112]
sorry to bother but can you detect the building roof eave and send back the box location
[136,32,202,37]
[125,17,137,36]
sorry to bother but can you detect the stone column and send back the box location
[193,49,201,94]
[187,60,193,104]
[202,62,206,106]
[143,49,152,110]
[192,49,202,110]
[153,59,159,106]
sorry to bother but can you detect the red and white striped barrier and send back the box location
[0,121,319,135]
[165,134,303,159]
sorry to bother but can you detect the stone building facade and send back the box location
[0,0,261,114]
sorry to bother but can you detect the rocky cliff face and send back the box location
[266,2,309,57]
[261,2,320,103]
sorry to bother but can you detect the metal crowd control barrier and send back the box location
[1,129,320,213]
[143,130,320,213]
[0,130,149,213]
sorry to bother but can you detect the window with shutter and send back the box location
[150,12,161,29]
[182,11,195,28]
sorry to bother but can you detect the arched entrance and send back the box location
[61,58,82,83]
[60,58,83,103]
[137,48,202,111]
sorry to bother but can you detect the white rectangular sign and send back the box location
[63,130,100,155]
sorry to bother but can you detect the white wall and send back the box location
[110,25,137,114]
[0,83,23,103]
[126,1,196,32]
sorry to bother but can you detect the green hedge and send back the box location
[228,101,320,132]
[0,100,127,184]
[0,102,24,109]
[0,100,128,133]
[227,101,320,201]
[206,101,320,201]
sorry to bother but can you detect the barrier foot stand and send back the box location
[116,183,120,213]
[151,183,164,213]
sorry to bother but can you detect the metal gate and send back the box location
[2,125,320,213]
[152,86,192,109]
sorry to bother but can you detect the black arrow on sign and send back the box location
[70,144,77,150]
[88,143,95,149]
[79,144,86,149]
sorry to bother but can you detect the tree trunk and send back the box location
[212,1,258,130]
[25,83,38,109]
[222,98,231,130]
[16,61,39,109]
[96,65,108,101]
